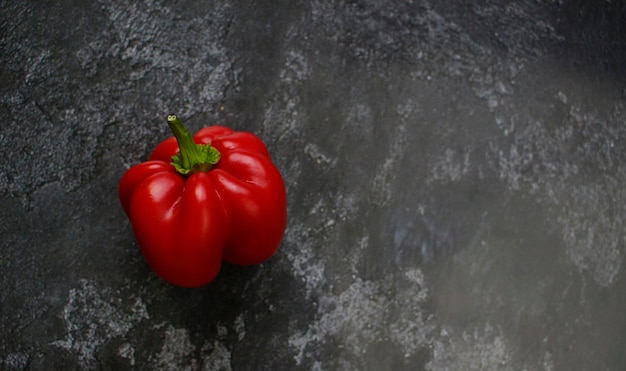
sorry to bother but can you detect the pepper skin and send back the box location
[119,115,287,287]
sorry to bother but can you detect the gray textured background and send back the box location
[2,1,626,370]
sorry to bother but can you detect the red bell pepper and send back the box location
[119,115,287,287]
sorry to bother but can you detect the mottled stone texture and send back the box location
[2,1,626,370]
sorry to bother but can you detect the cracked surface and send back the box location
[2,0,626,369]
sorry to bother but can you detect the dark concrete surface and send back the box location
[2,0,626,369]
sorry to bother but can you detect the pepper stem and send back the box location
[167,115,220,175]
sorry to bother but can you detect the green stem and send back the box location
[167,115,221,175]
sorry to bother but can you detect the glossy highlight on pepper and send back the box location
[119,115,287,287]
